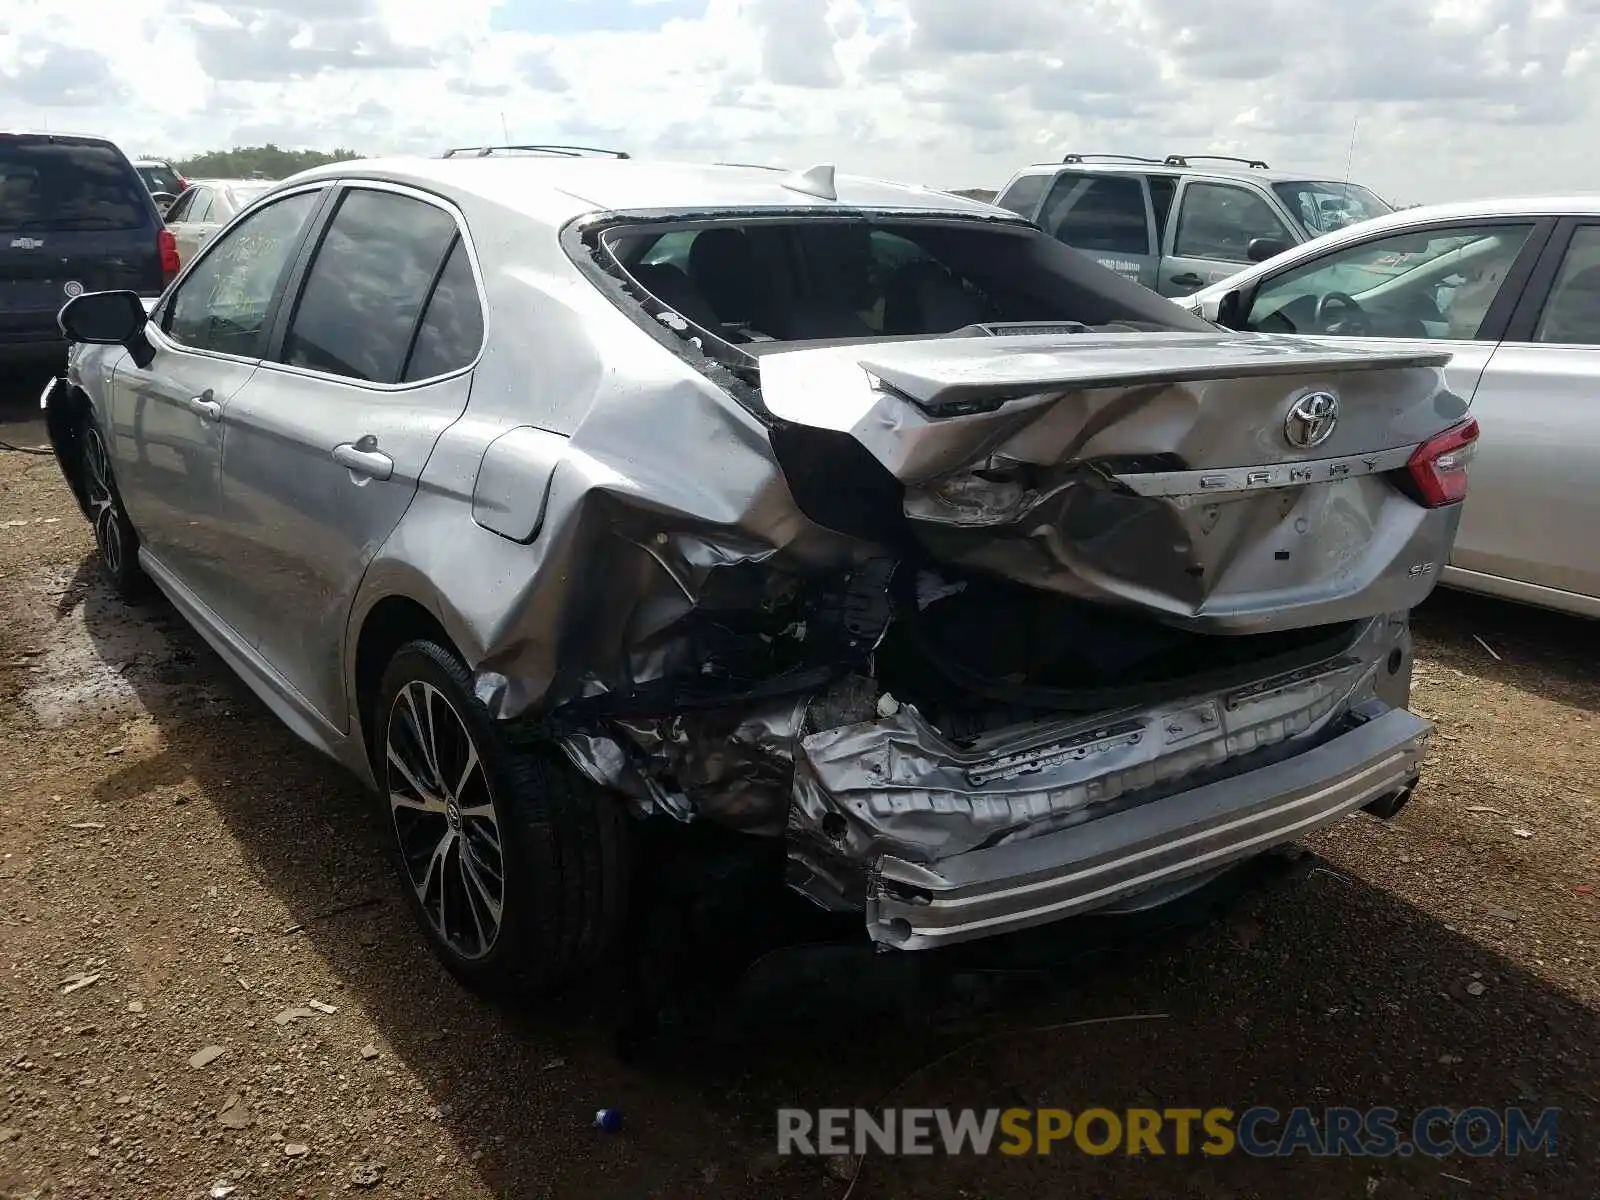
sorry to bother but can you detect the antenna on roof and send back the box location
[781,163,837,201]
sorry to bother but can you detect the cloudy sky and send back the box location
[3,0,1599,202]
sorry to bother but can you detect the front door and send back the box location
[1455,220,1600,603]
[1162,179,1298,298]
[109,186,327,624]
[216,185,484,727]
[1234,218,1549,404]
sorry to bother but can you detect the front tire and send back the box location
[80,417,148,600]
[375,638,631,997]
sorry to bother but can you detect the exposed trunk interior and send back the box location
[871,568,1360,743]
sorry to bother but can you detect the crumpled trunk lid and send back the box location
[760,330,1468,632]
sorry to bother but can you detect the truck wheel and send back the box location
[375,638,630,996]
[80,419,148,600]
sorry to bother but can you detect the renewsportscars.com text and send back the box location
[777,1106,1560,1158]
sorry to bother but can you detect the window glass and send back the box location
[280,189,458,383]
[163,189,196,223]
[402,239,484,381]
[1147,175,1177,243]
[1038,174,1150,255]
[164,190,321,358]
[187,189,214,223]
[1173,182,1294,263]
[1273,180,1393,237]
[136,164,183,195]
[0,140,148,231]
[640,230,697,270]
[1245,223,1535,340]
[995,173,1051,220]
[1534,226,1600,346]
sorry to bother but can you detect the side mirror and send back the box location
[151,192,176,216]
[1214,289,1246,329]
[1247,237,1290,263]
[58,290,155,368]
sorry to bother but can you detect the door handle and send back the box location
[1170,272,1205,288]
[186,391,221,421]
[332,439,394,481]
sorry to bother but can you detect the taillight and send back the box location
[1405,417,1478,507]
[175,175,188,191]
[158,228,180,283]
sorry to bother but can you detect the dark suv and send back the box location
[1,132,178,364]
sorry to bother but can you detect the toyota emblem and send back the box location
[62,280,84,298]
[1285,390,1339,449]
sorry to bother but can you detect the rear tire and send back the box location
[374,638,631,997]
[80,417,148,601]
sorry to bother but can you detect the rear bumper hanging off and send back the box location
[861,707,1429,949]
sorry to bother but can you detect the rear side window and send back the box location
[1037,174,1150,255]
[994,174,1052,220]
[402,239,484,381]
[280,189,459,384]
[187,189,214,223]
[0,139,149,232]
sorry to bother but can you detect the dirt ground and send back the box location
[0,365,1595,1200]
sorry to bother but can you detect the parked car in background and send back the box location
[994,154,1393,298]
[43,149,1469,997]
[1183,196,1600,619]
[0,132,179,364]
[162,177,276,266]
[133,158,187,211]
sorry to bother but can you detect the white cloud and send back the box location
[1,0,1599,202]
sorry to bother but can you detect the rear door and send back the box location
[1035,171,1158,289]
[0,135,163,346]
[1452,218,1600,604]
[216,183,484,727]
[1162,178,1297,297]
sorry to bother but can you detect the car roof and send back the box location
[279,156,1018,225]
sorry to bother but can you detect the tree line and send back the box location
[168,144,364,180]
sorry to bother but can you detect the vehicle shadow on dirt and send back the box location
[1414,588,1600,714]
[67,552,1599,1199]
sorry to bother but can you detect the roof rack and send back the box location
[441,144,631,159]
[1061,153,1163,165]
[1163,154,1269,169]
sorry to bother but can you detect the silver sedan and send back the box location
[1185,196,1600,619]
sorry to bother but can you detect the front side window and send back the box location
[1173,182,1294,263]
[1534,225,1600,346]
[163,189,197,223]
[1273,181,1394,237]
[279,189,459,383]
[1038,173,1151,255]
[1245,222,1535,339]
[163,190,321,358]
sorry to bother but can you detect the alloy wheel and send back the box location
[83,425,123,576]
[385,681,506,960]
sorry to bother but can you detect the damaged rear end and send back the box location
[545,213,1473,950]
